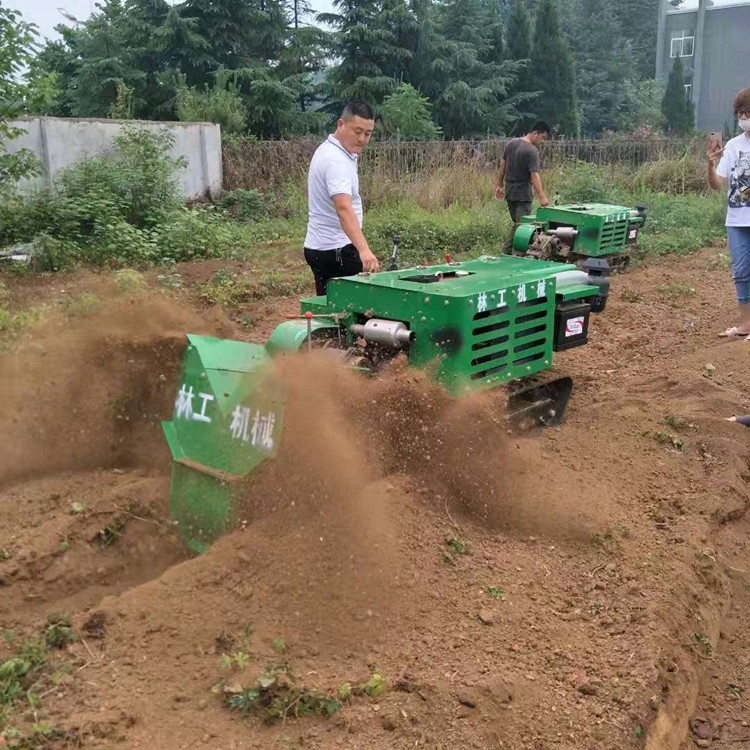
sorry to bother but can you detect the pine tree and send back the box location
[180,0,287,71]
[278,0,327,114]
[318,0,411,109]
[482,0,505,65]
[529,0,577,135]
[506,0,531,62]
[661,57,693,134]
[426,0,524,138]
[405,0,440,93]
[572,0,633,135]
[612,0,660,79]
[505,0,534,130]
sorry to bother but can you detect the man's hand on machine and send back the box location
[359,247,380,272]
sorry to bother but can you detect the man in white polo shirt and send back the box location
[303,101,380,295]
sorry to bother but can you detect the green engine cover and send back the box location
[320,255,596,395]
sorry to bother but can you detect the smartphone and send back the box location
[709,132,723,152]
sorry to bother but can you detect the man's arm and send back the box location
[494,158,506,200]
[707,141,726,191]
[332,194,379,272]
[530,172,550,207]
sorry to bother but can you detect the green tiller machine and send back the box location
[163,250,611,552]
[512,202,647,268]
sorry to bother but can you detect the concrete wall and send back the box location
[4,117,223,199]
[698,6,750,132]
[659,3,750,132]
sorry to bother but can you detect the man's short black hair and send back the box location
[530,120,551,136]
[342,101,375,121]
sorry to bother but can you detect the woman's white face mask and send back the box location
[739,118,750,132]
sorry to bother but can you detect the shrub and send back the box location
[220,189,273,222]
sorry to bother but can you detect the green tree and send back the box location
[482,0,505,64]
[572,0,633,135]
[405,0,440,94]
[506,0,531,64]
[612,0,660,79]
[175,70,247,133]
[529,0,577,135]
[420,0,525,138]
[380,82,441,137]
[279,0,329,114]
[615,78,666,132]
[0,6,41,188]
[505,0,534,130]
[65,0,141,118]
[661,57,694,134]
[318,0,409,109]
[180,0,286,71]
[27,29,83,117]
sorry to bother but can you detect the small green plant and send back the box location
[31,722,60,738]
[649,430,686,452]
[0,548,11,561]
[337,683,352,701]
[44,615,76,650]
[660,414,693,430]
[271,637,286,655]
[157,269,184,291]
[634,723,645,739]
[487,586,505,600]
[361,669,386,698]
[221,652,251,670]
[445,535,469,555]
[0,637,46,710]
[225,663,341,722]
[69,502,86,515]
[728,683,744,700]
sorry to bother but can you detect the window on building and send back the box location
[670,30,695,57]
[684,83,692,99]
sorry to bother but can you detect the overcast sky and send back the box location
[16,0,96,41]
[17,0,335,44]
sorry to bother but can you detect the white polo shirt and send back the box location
[304,135,363,250]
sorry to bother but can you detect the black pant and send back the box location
[304,244,363,296]
[503,199,533,254]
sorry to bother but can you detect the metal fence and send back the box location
[222,136,700,191]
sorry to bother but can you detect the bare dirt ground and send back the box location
[2,248,750,750]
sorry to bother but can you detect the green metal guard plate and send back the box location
[162,334,286,553]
